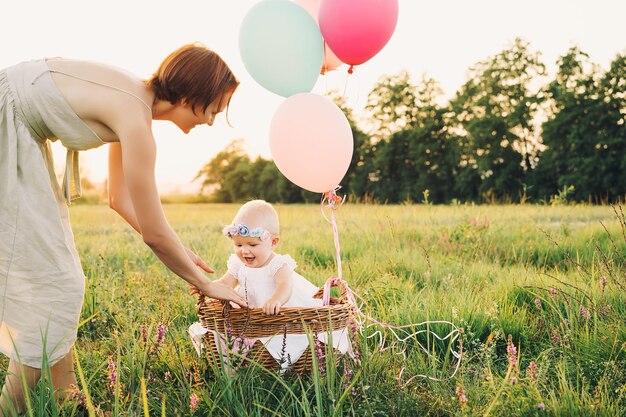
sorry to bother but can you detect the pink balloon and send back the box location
[270,93,353,193]
[319,0,399,67]
[294,0,344,74]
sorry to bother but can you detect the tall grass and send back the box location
[0,204,624,416]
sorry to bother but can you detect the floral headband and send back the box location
[222,223,273,241]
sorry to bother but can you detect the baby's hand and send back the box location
[262,298,283,315]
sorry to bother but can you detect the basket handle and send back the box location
[322,276,352,305]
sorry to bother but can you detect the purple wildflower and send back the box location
[343,366,353,391]
[600,275,607,293]
[140,323,149,343]
[314,334,326,375]
[107,358,117,388]
[155,322,168,345]
[348,314,360,360]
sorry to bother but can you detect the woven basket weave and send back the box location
[196,279,353,373]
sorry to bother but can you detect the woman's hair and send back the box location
[146,43,239,114]
[234,200,280,236]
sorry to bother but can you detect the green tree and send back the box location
[364,75,458,202]
[408,107,460,203]
[534,48,625,202]
[195,139,251,202]
[450,38,546,201]
[365,70,419,142]
[327,91,373,199]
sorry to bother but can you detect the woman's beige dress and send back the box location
[0,59,105,367]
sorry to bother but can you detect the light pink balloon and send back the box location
[270,93,353,193]
[294,0,344,74]
[319,0,399,67]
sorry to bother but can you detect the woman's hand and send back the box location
[184,247,214,273]
[199,281,247,307]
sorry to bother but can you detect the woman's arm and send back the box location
[108,143,141,232]
[108,143,214,273]
[262,266,294,315]
[108,119,244,306]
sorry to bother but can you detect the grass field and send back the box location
[1,203,625,416]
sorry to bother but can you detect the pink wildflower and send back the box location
[550,328,561,345]
[69,384,86,406]
[510,376,518,384]
[506,335,518,367]
[190,393,200,412]
[140,323,149,343]
[549,287,557,298]
[164,371,172,381]
[537,402,546,410]
[527,361,538,381]
[534,297,542,309]
[455,385,467,405]
[600,275,607,293]
[580,306,591,320]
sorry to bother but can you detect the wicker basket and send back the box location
[196,279,354,374]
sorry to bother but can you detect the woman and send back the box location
[0,43,247,413]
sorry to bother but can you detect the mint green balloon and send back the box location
[239,0,324,97]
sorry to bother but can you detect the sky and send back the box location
[1,0,625,194]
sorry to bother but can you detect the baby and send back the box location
[190,200,351,368]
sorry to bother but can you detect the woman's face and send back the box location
[174,90,233,133]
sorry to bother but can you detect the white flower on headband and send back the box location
[222,223,272,241]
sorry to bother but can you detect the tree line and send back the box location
[196,38,626,204]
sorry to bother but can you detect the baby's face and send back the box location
[231,234,275,268]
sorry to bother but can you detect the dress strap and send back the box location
[46,70,153,113]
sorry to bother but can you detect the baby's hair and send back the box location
[233,200,280,236]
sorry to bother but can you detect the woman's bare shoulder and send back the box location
[46,57,141,82]
[46,58,153,141]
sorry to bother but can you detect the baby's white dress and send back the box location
[190,254,352,368]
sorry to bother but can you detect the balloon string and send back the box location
[321,40,328,75]
[321,276,463,384]
[319,190,462,383]
[321,187,345,280]
[342,70,350,97]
